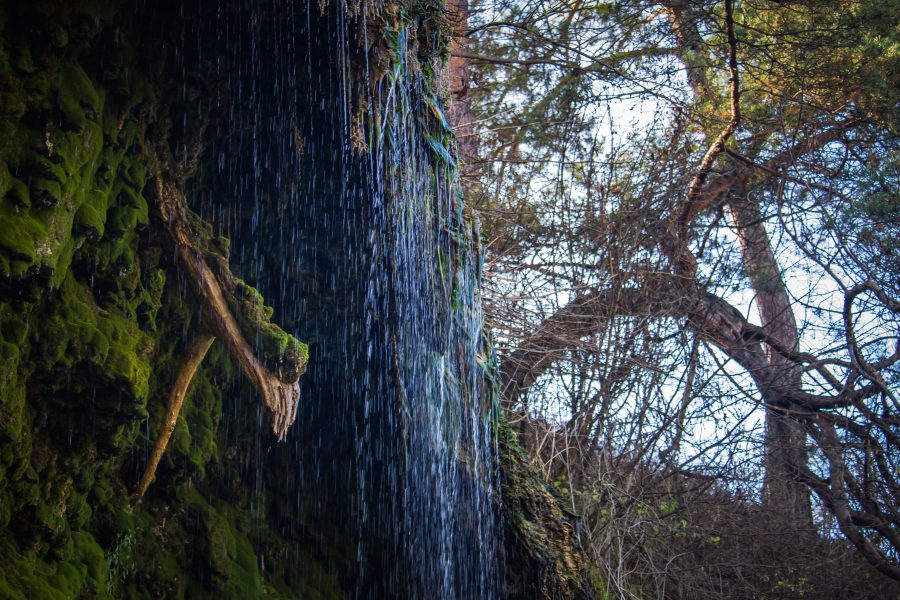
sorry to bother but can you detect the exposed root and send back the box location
[133,333,215,502]
[151,145,304,441]
[133,144,304,500]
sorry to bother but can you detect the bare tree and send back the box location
[456,0,900,588]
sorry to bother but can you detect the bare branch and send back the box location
[133,333,215,502]
[678,0,741,238]
[152,146,305,441]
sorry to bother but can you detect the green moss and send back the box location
[57,63,100,130]
[5,175,31,209]
[69,495,92,530]
[230,278,309,383]
[0,340,18,362]
[0,46,26,164]
[121,160,147,188]
[0,305,28,443]
[75,196,106,240]
[497,413,591,598]
[1,312,28,345]
[0,207,46,264]
[0,381,26,443]
[183,492,264,597]
[31,273,153,406]
[105,344,151,400]
[181,371,220,474]
[1,162,14,201]
[0,533,111,600]
[49,234,76,290]
[73,531,109,594]
[108,184,149,232]
[0,32,114,283]
[31,176,63,207]
[0,4,334,599]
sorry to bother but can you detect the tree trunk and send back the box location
[666,0,812,527]
[445,0,479,195]
[728,194,811,526]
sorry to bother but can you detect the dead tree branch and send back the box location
[134,333,215,502]
[152,145,305,441]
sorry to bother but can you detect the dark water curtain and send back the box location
[167,0,500,596]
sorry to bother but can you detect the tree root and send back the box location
[132,144,306,501]
[150,152,303,441]
[133,333,215,502]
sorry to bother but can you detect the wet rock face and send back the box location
[188,1,501,595]
[0,2,320,596]
[0,3,175,596]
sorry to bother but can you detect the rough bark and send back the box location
[665,0,713,104]
[728,194,812,525]
[445,0,479,194]
[501,281,767,407]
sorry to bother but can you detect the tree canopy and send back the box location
[454,0,900,595]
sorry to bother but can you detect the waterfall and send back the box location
[177,0,500,595]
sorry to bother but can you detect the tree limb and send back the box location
[152,146,305,441]
[500,281,881,413]
[133,333,215,502]
[677,0,741,239]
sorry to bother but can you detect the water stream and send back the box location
[169,1,500,595]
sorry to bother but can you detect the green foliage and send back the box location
[738,0,900,131]
[106,532,137,593]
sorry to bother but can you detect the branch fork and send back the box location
[133,145,307,501]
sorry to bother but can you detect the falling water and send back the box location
[168,0,500,596]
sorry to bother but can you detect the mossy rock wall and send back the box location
[0,2,337,598]
[497,415,594,599]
